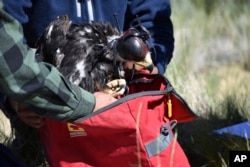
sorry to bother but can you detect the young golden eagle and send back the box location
[36,15,153,96]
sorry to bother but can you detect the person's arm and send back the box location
[0,2,95,122]
[126,0,174,74]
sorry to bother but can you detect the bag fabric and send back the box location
[39,74,197,167]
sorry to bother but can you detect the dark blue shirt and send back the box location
[3,0,174,74]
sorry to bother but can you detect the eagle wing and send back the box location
[36,15,154,95]
[36,15,123,93]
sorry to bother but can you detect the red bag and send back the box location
[39,74,196,167]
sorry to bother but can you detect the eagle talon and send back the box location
[105,79,127,98]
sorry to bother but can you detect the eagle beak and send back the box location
[135,52,154,73]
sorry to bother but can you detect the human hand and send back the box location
[93,92,117,112]
[17,104,45,128]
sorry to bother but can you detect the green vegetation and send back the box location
[168,0,250,166]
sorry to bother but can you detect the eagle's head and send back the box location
[36,15,154,95]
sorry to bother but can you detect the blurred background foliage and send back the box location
[1,0,250,167]
[168,0,250,166]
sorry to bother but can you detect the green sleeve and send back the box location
[0,1,95,121]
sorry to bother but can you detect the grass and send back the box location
[0,113,47,167]
[168,0,250,166]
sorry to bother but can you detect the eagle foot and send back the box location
[105,79,127,98]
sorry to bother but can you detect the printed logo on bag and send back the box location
[229,150,250,167]
[67,123,87,137]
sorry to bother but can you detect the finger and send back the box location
[17,106,43,118]
[21,116,45,128]
[32,121,45,128]
[26,116,45,124]
[27,121,45,128]
[18,110,43,118]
